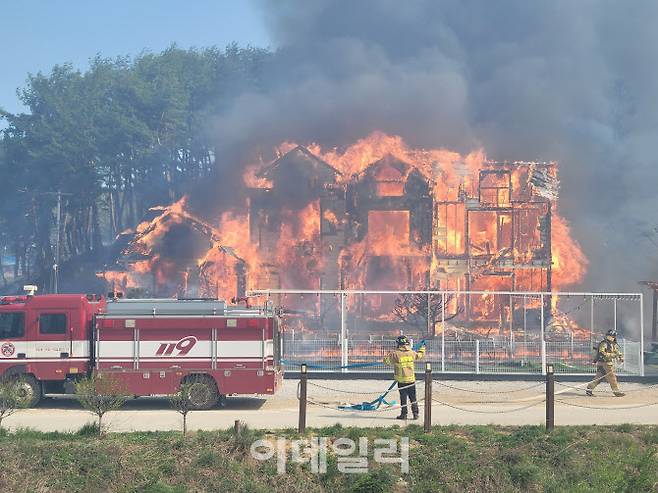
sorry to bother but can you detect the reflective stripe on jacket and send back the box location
[383,345,426,383]
[596,340,623,363]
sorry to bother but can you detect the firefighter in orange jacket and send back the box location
[384,335,426,420]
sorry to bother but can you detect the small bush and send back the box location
[169,382,194,436]
[230,423,259,455]
[74,374,129,436]
[641,428,658,445]
[508,461,541,489]
[614,423,634,433]
[195,449,219,467]
[77,422,101,436]
[348,468,394,493]
[0,377,30,429]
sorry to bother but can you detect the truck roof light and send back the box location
[23,285,38,296]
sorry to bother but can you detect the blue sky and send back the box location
[0,0,269,115]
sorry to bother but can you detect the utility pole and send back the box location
[53,190,73,294]
[53,190,62,294]
[47,190,71,294]
[17,188,71,293]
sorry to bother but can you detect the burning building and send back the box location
[99,198,248,299]
[100,132,587,337]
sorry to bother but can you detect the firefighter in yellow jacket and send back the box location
[384,335,426,420]
[586,329,625,397]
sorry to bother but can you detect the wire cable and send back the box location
[431,397,545,414]
[555,399,658,410]
[432,380,545,394]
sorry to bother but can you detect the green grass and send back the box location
[0,425,656,492]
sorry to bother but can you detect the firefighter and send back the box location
[586,329,625,397]
[384,335,426,420]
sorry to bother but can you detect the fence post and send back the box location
[545,364,554,432]
[298,363,307,433]
[475,340,480,374]
[590,296,595,349]
[540,293,546,375]
[424,362,432,433]
[427,292,431,337]
[640,293,645,377]
[340,293,348,373]
[441,291,446,373]
[613,299,617,332]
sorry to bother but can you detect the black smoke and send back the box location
[183,0,658,326]
[210,0,658,296]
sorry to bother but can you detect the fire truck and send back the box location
[0,287,283,409]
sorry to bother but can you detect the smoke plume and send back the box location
[209,0,658,293]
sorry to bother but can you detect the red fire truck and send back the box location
[0,289,283,409]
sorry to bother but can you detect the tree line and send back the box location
[0,45,270,289]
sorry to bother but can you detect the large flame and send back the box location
[551,214,588,288]
[101,132,587,331]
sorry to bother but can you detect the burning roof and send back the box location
[258,145,342,180]
[99,132,587,332]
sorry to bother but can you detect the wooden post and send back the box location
[234,419,241,435]
[546,364,554,432]
[424,362,432,433]
[298,363,307,433]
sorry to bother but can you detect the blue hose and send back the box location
[338,380,398,411]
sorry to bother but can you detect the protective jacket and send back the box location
[594,339,623,364]
[384,344,426,383]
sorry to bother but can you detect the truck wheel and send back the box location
[14,375,42,407]
[184,376,219,410]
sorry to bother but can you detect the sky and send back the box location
[0,0,269,115]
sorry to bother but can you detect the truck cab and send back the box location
[0,290,104,404]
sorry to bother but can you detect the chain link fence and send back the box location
[282,335,643,375]
[260,289,646,376]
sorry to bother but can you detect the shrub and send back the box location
[74,374,129,436]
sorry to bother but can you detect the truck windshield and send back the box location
[0,312,25,339]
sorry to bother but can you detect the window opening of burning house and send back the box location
[0,312,25,339]
[39,314,67,335]
[93,133,645,376]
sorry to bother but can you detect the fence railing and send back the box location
[281,336,643,375]
[252,288,646,376]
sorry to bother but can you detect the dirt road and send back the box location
[4,379,658,432]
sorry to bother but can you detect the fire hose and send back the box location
[290,339,426,411]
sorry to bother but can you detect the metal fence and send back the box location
[251,289,645,376]
[281,335,643,375]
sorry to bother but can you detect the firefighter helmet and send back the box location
[606,329,617,338]
[396,335,410,347]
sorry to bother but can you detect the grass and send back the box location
[0,425,656,492]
